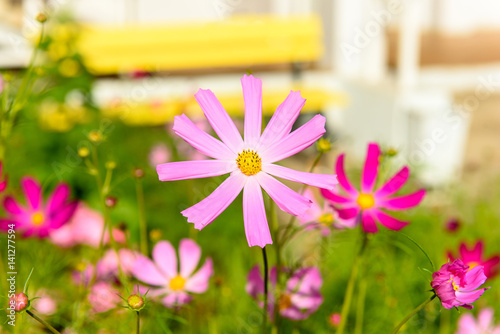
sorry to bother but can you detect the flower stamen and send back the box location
[236,149,262,176]
[32,212,45,226]
[169,275,186,291]
[357,193,375,210]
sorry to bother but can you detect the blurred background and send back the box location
[1,0,499,188]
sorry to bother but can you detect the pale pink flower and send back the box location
[1,177,77,238]
[0,161,7,193]
[34,290,57,315]
[132,239,213,308]
[88,282,121,313]
[50,204,125,248]
[149,143,171,167]
[456,308,500,334]
[157,75,337,247]
[299,188,356,236]
[246,265,323,320]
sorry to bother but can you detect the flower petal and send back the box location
[3,196,24,215]
[0,218,19,231]
[46,183,70,214]
[243,177,272,248]
[195,89,243,153]
[173,114,236,160]
[49,201,78,229]
[456,288,487,305]
[132,254,167,286]
[246,265,264,299]
[261,115,326,164]
[181,172,246,230]
[157,160,234,181]
[241,75,262,146]
[361,210,378,233]
[335,206,360,220]
[335,154,359,197]
[21,177,42,210]
[378,189,426,211]
[372,209,408,231]
[179,239,201,278]
[361,143,381,193]
[153,241,178,279]
[184,258,213,294]
[461,266,487,292]
[256,172,311,216]
[298,188,323,224]
[258,90,306,148]
[375,166,409,198]
[320,188,355,205]
[263,164,337,190]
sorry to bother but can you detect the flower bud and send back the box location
[329,313,341,326]
[10,293,29,312]
[132,167,144,179]
[105,161,117,170]
[316,138,332,153]
[88,131,102,143]
[78,147,90,158]
[127,294,144,310]
[36,13,47,23]
[105,196,117,208]
[149,229,162,242]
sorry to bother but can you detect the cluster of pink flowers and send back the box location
[132,239,213,307]
[246,265,323,320]
[456,308,500,334]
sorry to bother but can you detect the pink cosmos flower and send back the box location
[88,282,121,313]
[448,241,500,279]
[34,290,57,315]
[157,75,337,247]
[321,142,425,233]
[10,293,29,312]
[431,259,489,309]
[132,239,213,308]
[298,188,356,236]
[246,265,323,320]
[0,161,7,193]
[49,204,125,248]
[149,143,171,167]
[456,308,500,334]
[0,177,77,237]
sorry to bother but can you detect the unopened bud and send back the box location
[105,196,117,208]
[36,13,47,23]
[78,147,90,158]
[10,293,29,312]
[329,313,341,327]
[316,138,332,153]
[132,168,144,179]
[127,294,144,310]
[149,229,162,242]
[105,161,116,169]
[385,147,398,157]
[88,131,102,143]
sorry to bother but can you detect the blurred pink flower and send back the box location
[329,313,341,326]
[88,282,121,313]
[0,161,7,193]
[431,259,489,310]
[157,75,337,247]
[448,241,500,279]
[299,188,356,236]
[34,290,57,315]
[321,142,425,233]
[246,265,323,320]
[0,177,77,238]
[132,239,213,308]
[445,218,461,233]
[50,204,125,248]
[0,74,3,93]
[456,308,500,334]
[149,143,171,167]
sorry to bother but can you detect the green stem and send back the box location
[136,179,148,255]
[136,311,140,334]
[262,246,269,334]
[391,294,437,334]
[336,231,368,334]
[26,309,61,334]
[354,278,367,334]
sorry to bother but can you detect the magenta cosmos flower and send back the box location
[156,75,337,247]
[0,177,77,237]
[448,241,500,279]
[456,308,500,334]
[299,188,356,236]
[246,265,323,320]
[431,259,489,310]
[132,239,213,307]
[321,142,425,233]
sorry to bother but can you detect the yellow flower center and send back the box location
[319,213,334,226]
[467,261,479,270]
[169,275,186,291]
[452,278,460,291]
[278,294,293,311]
[357,193,375,210]
[32,212,45,226]
[236,149,262,176]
